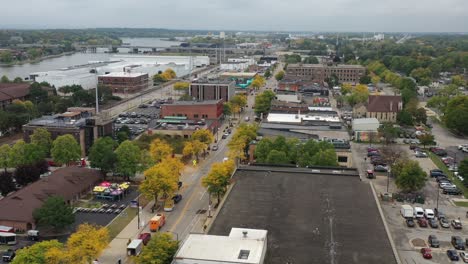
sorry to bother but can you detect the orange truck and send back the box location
[149,213,166,232]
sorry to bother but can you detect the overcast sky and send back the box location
[2,0,468,32]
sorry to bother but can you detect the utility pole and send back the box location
[94,68,99,113]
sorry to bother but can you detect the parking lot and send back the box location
[353,142,468,263]
[114,103,162,138]
[72,186,140,230]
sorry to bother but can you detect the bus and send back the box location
[0,232,16,245]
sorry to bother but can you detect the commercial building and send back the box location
[149,117,219,140]
[286,64,365,84]
[98,72,149,93]
[161,99,223,120]
[174,228,267,264]
[219,72,257,89]
[209,166,396,264]
[366,95,403,123]
[352,118,380,142]
[189,79,236,102]
[0,167,101,230]
[23,107,113,157]
[0,83,31,110]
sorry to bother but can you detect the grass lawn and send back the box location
[107,207,138,240]
[428,152,468,199]
[453,201,468,207]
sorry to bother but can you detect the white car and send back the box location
[463,147,468,153]
[458,144,468,150]
[460,251,468,262]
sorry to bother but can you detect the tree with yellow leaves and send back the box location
[173,82,190,93]
[183,140,206,160]
[135,233,179,264]
[149,138,173,163]
[140,158,181,204]
[12,240,65,264]
[66,224,109,264]
[229,94,247,118]
[250,75,266,90]
[191,129,214,146]
[227,123,258,162]
[202,160,235,204]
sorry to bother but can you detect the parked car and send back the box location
[443,188,463,195]
[448,250,460,261]
[434,208,445,219]
[418,218,428,227]
[374,165,388,172]
[367,151,380,157]
[460,251,468,263]
[172,194,183,204]
[420,248,432,259]
[415,151,428,158]
[452,236,466,250]
[138,233,151,246]
[440,217,450,228]
[431,171,446,178]
[452,219,463,229]
[222,133,229,139]
[428,218,438,228]
[2,250,15,262]
[367,147,379,152]
[428,235,440,248]
[436,176,450,183]
[406,218,416,227]
[212,145,218,151]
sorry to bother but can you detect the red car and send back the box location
[138,233,151,245]
[418,218,428,227]
[421,248,432,259]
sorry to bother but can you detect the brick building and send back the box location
[23,107,113,157]
[189,79,235,102]
[161,100,223,120]
[366,95,403,123]
[286,64,365,84]
[98,72,149,93]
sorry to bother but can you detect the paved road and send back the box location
[99,66,272,264]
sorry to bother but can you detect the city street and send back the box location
[99,67,274,264]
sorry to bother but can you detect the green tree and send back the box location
[460,159,468,186]
[33,196,74,230]
[223,102,232,117]
[264,68,271,78]
[303,56,319,64]
[10,140,45,167]
[394,160,427,192]
[88,137,118,177]
[419,133,435,148]
[136,233,179,264]
[444,95,468,135]
[378,123,399,145]
[115,140,141,180]
[451,75,466,87]
[0,51,13,63]
[0,172,15,196]
[266,150,289,164]
[275,70,285,81]
[30,128,52,156]
[12,240,64,264]
[414,108,427,124]
[397,110,414,126]
[254,138,272,163]
[51,135,81,166]
[310,149,339,166]
[0,144,11,172]
[0,75,10,83]
[360,75,371,84]
[254,90,275,115]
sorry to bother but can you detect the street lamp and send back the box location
[208,197,212,218]
[137,195,140,230]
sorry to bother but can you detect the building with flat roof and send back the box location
[148,117,218,139]
[189,79,236,102]
[161,99,223,121]
[0,167,101,230]
[23,107,113,156]
[352,118,380,142]
[209,166,396,264]
[286,63,365,84]
[98,71,149,93]
[174,228,267,264]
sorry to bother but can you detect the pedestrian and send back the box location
[127,239,131,245]
[364,157,367,162]
[203,225,207,232]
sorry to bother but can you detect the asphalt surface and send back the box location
[209,168,396,264]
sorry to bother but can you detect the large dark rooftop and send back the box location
[209,166,396,264]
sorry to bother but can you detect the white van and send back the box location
[414,207,424,218]
[127,239,143,256]
[400,205,413,218]
[424,209,435,219]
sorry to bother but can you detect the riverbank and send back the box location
[0,51,76,67]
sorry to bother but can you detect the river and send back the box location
[0,38,183,79]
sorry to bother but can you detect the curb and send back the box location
[370,182,402,264]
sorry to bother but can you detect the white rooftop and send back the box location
[174,228,267,264]
[276,94,301,103]
[98,71,147,78]
[267,113,340,123]
[351,118,380,125]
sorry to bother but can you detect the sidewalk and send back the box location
[99,199,156,264]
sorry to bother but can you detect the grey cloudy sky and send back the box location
[2,0,468,32]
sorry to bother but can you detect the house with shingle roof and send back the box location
[365,95,403,123]
[0,167,101,231]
